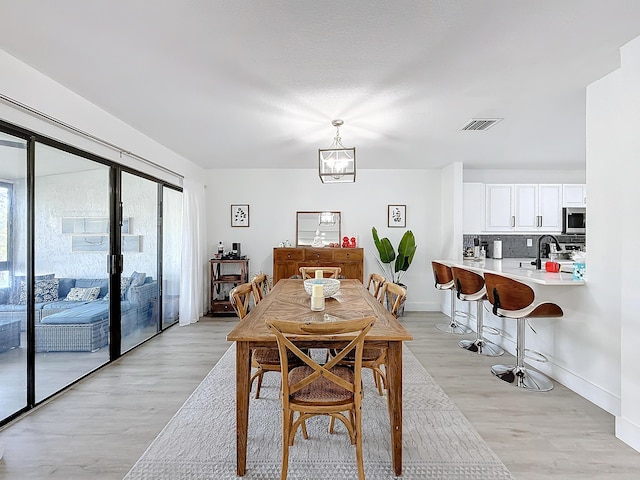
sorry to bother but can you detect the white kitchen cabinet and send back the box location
[563,184,587,207]
[485,184,514,231]
[484,183,562,232]
[463,183,485,233]
[537,184,563,231]
[514,184,538,230]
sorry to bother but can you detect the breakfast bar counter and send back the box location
[431,256,618,417]
[435,257,585,286]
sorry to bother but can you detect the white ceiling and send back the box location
[1,1,640,172]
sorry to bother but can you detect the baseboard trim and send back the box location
[616,417,640,453]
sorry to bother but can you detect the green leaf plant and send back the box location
[372,227,417,284]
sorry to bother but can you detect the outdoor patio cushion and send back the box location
[40,301,109,324]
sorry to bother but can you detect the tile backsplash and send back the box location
[463,234,586,259]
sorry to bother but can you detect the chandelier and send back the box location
[318,119,356,183]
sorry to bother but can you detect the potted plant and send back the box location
[372,227,417,285]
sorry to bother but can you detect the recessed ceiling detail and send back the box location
[460,118,503,131]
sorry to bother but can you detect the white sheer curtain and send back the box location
[179,178,207,325]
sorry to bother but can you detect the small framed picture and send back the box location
[231,204,250,227]
[388,205,406,228]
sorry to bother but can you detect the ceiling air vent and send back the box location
[460,118,502,131]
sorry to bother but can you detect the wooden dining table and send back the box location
[226,278,413,476]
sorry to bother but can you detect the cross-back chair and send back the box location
[266,316,376,480]
[251,273,271,303]
[366,273,386,302]
[229,282,253,319]
[380,281,407,318]
[298,266,341,279]
[330,278,403,396]
[248,273,280,398]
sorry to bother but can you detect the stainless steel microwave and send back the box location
[563,207,586,234]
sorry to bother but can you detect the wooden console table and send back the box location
[272,247,363,284]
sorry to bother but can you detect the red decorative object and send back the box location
[342,236,350,248]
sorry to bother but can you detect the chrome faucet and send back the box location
[533,234,561,270]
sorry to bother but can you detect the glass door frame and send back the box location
[0,118,182,425]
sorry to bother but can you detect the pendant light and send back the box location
[318,119,356,183]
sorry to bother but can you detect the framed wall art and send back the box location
[231,204,250,227]
[387,204,406,228]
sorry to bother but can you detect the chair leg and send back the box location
[436,289,472,334]
[354,406,365,480]
[255,372,264,399]
[491,318,553,391]
[459,299,504,356]
[372,370,382,395]
[281,409,291,480]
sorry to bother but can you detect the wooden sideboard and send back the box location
[273,247,364,284]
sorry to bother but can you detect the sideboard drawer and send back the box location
[273,248,304,261]
[305,249,334,261]
[333,249,364,261]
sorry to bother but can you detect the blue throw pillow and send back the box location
[129,271,146,288]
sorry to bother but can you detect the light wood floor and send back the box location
[1,311,639,479]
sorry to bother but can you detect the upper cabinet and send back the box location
[563,184,587,207]
[483,183,562,233]
[537,184,563,230]
[485,184,514,231]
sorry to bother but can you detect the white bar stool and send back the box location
[431,262,472,335]
[484,272,563,391]
[451,266,504,356]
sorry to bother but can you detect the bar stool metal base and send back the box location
[459,338,504,356]
[490,364,554,392]
[436,321,472,334]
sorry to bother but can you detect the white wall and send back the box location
[440,163,463,261]
[588,35,640,452]
[205,168,444,311]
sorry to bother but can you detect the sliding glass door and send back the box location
[34,144,111,402]
[120,172,159,353]
[162,186,182,328]
[0,132,27,420]
[0,121,182,425]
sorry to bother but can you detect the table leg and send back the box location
[236,341,251,476]
[386,341,403,476]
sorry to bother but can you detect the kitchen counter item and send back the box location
[493,240,503,259]
[545,261,561,272]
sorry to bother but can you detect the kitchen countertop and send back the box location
[436,257,585,286]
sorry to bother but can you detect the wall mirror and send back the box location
[296,211,341,247]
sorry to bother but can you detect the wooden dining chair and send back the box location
[366,273,386,302]
[380,281,407,318]
[251,273,271,303]
[331,279,401,397]
[266,316,376,480]
[249,273,280,399]
[298,266,341,279]
[363,282,406,394]
[229,283,253,319]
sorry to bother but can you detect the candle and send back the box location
[315,269,323,279]
[311,284,325,311]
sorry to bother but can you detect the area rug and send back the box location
[124,345,514,479]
